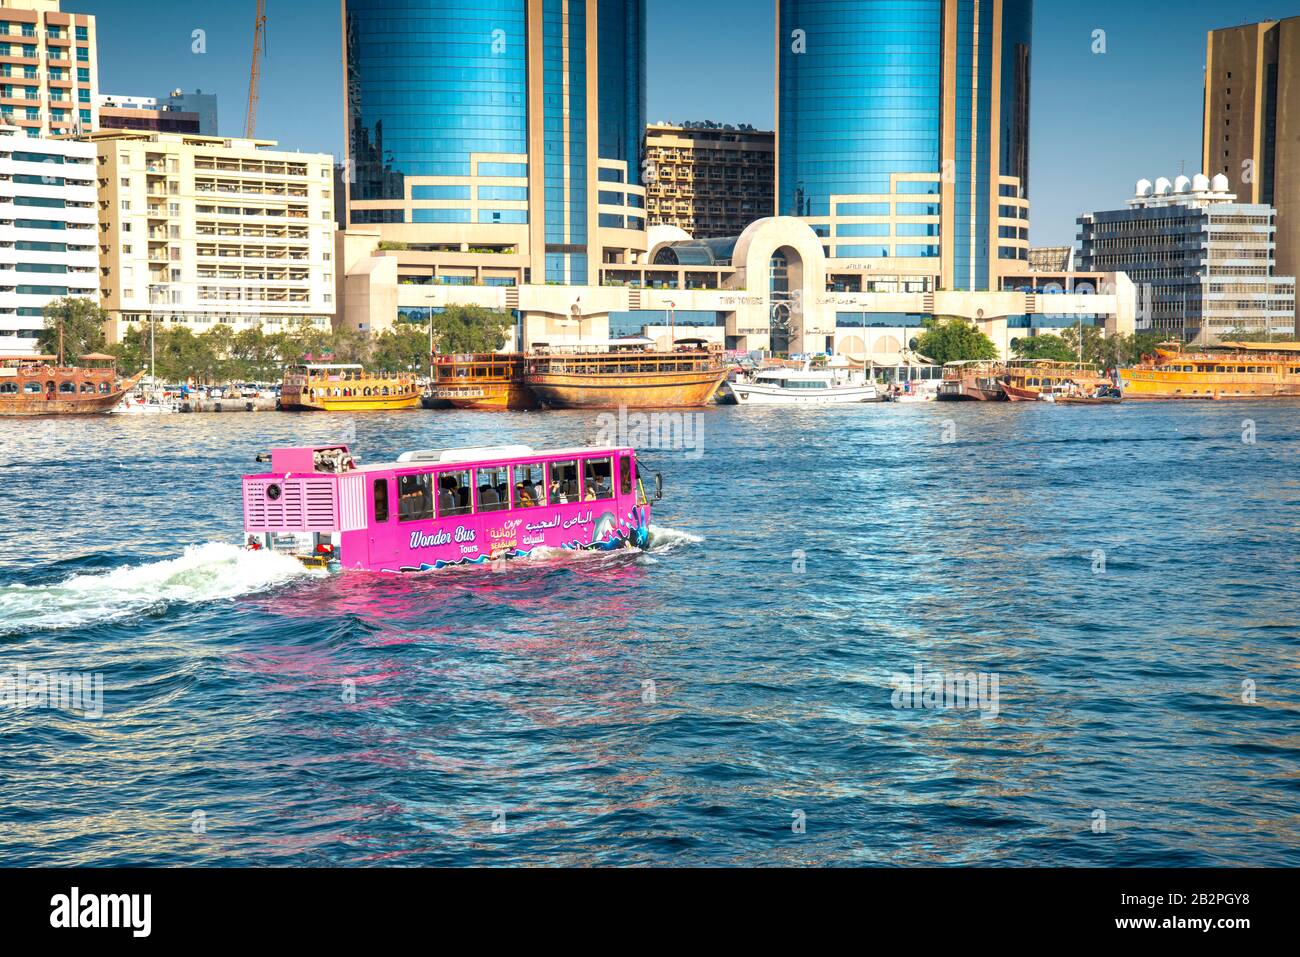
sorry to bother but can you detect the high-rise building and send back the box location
[0,0,97,136]
[0,124,97,354]
[98,94,202,135]
[342,0,647,291]
[97,90,218,136]
[86,130,336,344]
[161,89,217,136]
[1078,175,1296,341]
[1204,16,1300,320]
[336,0,1124,358]
[776,0,1032,293]
[644,122,775,238]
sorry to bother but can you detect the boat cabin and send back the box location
[243,443,656,572]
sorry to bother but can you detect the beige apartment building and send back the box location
[644,123,774,238]
[85,130,336,343]
[1204,16,1300,325]
[0,0,97,137]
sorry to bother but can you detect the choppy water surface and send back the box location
[0,403,1297,866]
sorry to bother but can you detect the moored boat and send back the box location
[0,353,142,416]
[242,443,659,572]
[1057,392,1123,406]
[1001,381,1040,402]
[1120,341,1300,399]
[432,353,537,410]
[937,360,1008,401]
[1001,359,1108,402]
[729,362,880,404]
[525,339,727,409]
[280,363,420,411]
[111,389,178,415]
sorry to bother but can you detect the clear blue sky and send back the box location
[79,0,1292,246]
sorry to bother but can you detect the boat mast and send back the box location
[57,318,64,367]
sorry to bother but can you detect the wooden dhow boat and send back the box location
[0,353,142,416]
[280,362,421,411]
[1120,341,1300,400]
[525,338,728,409]
[431,353,537,410]
[1001,360,1108,402]
[936,360,1008,401]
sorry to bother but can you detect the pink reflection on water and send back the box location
[220,547,665,845]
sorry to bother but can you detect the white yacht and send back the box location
[111,389,177,415]
[727,364,881,405]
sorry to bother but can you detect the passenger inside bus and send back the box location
[478,466,510,511]
[513,463,547,507]
[551,460,579,502]
[584,457,614,499]
[398,473,434,522]
[439,470,472,516]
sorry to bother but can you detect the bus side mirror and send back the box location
[654,473,663,501]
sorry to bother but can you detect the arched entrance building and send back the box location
[363,215,1136,359]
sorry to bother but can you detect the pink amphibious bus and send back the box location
[241,444,658,572]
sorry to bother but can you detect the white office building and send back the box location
[0,124,97,354]
[1079,175,1297,340]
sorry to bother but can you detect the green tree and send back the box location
[429,304,513,354]
[1012,333,1077,362]
[107,324,149,377]
[327,325,369,364]
[370,324,430,373]
[281,317,334,362]
[1220,326,1299,344]
[914,316,998,365]
[37,297,107,361]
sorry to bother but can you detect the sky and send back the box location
[77,0,1294,247]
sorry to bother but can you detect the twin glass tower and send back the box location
[343,0,1032,294]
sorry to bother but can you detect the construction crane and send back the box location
[244,0,267,138]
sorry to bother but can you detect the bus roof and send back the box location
[364,444,633,471]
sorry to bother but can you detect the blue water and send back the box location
[1,403,1297,866]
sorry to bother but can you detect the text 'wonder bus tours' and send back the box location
[241,445,660,573]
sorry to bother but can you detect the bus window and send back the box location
[477,465,510,512]
[583,457,614,500]
[513,463,545,507]
[437,469,473,517]
[397,473,433,522]
[549,460,579,503]
[373,478,390,522]
[620,454,633,496]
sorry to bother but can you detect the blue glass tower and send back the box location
[777,0,1032,292]
[344,0,646,286]
[346,0,529,207]
[778,0,943,218]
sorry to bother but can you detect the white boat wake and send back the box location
[0,542,321,636]
[1,528,704,632]
[647,524,704,551]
